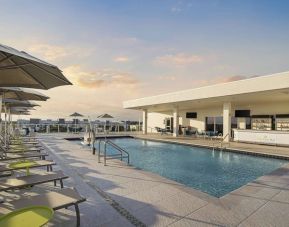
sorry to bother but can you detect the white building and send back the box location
[123,71,289,145]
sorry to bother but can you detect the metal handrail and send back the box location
[104,140,129,165]
[212,133,230,151]
[97,138,129,166]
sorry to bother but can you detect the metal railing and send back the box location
[97,138,129,166]
[14,123,142,134]
[212,133,230,151]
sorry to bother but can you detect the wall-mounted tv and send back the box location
[235,110,250,117]
[186,112,197,118]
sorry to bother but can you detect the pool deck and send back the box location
[26,133,289,226]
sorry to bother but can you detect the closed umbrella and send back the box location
[0,44,72,89]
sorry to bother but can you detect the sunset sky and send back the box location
[1,0,289,120]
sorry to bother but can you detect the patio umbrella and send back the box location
[2,99,39,145]
[0,87,49,101]
[69,112,84,133]
[0,44,72,89]
[3,99,39,108]
[97,114,114,133]
[0,87,48,135]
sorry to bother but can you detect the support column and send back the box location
[223,102,231,142]
[173,107,179,137]
[142,109,148,134]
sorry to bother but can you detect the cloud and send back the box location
[27,43,94,62]
[63,65,139,89]
[27,44,70,61]
[157,75,177,81]
[113,56,130,62]
[155,53,203,66]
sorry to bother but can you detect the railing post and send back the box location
[98,140,101,163]
[104,142,107,166]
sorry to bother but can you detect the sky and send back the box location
[1,0,289,120]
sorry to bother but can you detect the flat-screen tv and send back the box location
[186,112,197,118]
[235,110,250,117]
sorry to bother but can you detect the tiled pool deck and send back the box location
[30,133,289,226]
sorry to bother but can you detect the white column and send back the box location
[173,107,179,137]
[142,109,148,134]
[223,102,231,142]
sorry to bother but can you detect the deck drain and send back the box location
[83,178,146,227]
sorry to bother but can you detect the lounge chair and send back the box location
[0,188,86,227]
[155,127,169,135]
[0,170,68,191]
[0,152,48,161]
[3,146,43,153]
[0,160,56,173]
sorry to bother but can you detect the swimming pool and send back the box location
[96,138,286,197]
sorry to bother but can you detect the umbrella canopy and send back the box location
[70,112,84,117]
[97,113,114,119]
[10,109,30,115]
[2,99,39,108]
[2,106,32,113]
[0,87,49,101]
[0,44,72,89]
[10,106,35,111]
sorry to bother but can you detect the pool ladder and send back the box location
[96,139,130,166]
[212,133,230,151]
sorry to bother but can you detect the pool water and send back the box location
[96,138,286,197]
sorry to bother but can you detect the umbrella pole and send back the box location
[0,94,2,136]
[8,107,11,144]
[4,104,7,147]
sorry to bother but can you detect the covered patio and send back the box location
[124,71,289,145]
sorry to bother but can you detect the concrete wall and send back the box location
[146,101,289,133]
[147,112,171,133]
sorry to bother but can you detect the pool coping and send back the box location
[64,134,289,160]
[132,135,289,160]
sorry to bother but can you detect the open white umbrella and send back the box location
[3,98,39,107]
[69,112,84,133]
[0,87,47,135]
[97,113,114,133]
[0,44,72,89]
[2,99,39,145]
[0,87,49,101]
